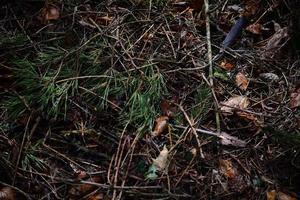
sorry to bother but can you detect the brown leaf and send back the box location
[246,23,263,34]
[235,72,249,91]
[220,60,235,71]
[242,0,260,18]
[153,145,169,171]
[69,176,101,199]
[267,190,277,200]
[0,187,16,200]
[39,4,60,23]
[190,0,204,12]
[290,85,300,108]
[160,100,177,117]
[219,159,237,179]
[219,132,246,147]
[221,96,250,115]
[277,191,297,200]
[151,116,169,137]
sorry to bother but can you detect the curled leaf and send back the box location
[221,96,250,115]
[152,145,169,171]
[235,72,249,91]
[151,116,169,137]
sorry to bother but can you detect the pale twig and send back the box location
[204,0,221,132]
[177,104,205,158]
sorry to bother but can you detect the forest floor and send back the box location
[0,0,299,199]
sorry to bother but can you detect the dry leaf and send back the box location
[151,116,169,137]
[236,111,261,126]
[277,191,297,200]
[267,190,277,200]
[160,100,177,117]
[220,60,235,70]
[219,159,237,179]
[246,23,263,34]
[153,145,169,171]
[235,72,249,90]
[221,96,250,115]
[242,0,260,17]
[219,132,246,147]
[290,85,300,108]
[190,0,204,12]
[39,4,60,24]
[0,187,16,200]
[263,27,289,58]
[69,176,101,199]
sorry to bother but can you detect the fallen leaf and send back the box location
[69,176,101,199]
[219,159,237,179]
[38,4,60,24]
[153,145,169,171]
[235,72,249,90]
[190,0,204,12]
[236,111,261,126]
[267,190,277,200]
[0,187,16,200]
[87,193,103,200]
[220,60,235,70]
[246,23,263,34]
[290,85,300,108]
[277,191,297,200]
[151,116,169,137]
[242,0,260,17]
[219,132,246,147]
[160,100,177,117]
[262,26,289,58]
[221,96,250,115]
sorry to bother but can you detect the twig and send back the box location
[177,104,204,158]
[204,0,221,132]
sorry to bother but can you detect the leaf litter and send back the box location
[0,0,299,199]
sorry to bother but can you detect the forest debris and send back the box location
[0,187,16,200]
[219,159,237,179]
[246,23,263,34]
[267,190,277,200]
[290,85,300,108]
[221,96,250,115]
[38,4,60,23]
[220,60,235,70]
[219,132,246,147]
[152,145,169,171]
[242,0,260,17]
[259,73,279,82]
[151,116,169,137]
[263,26,289,58]
[277,191,297,200]
[68,173,101,199]
[160,99,176,117]
[235,72,249,90]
